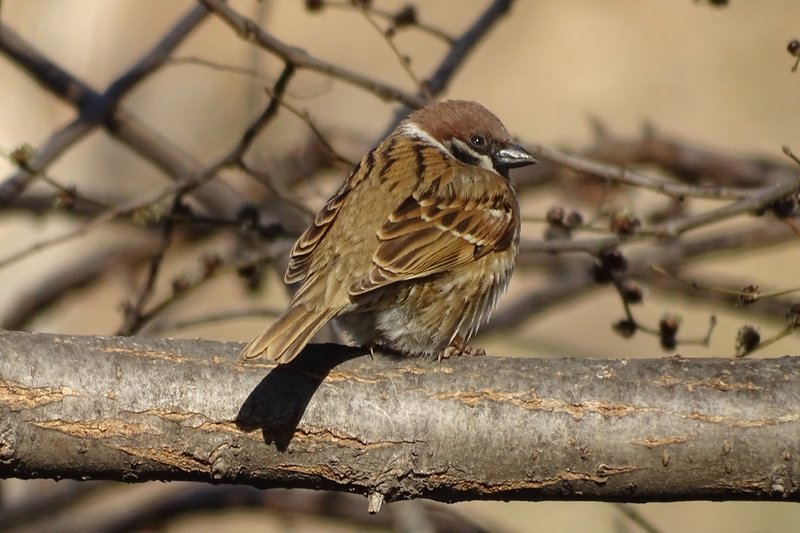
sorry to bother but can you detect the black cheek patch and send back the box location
[450,142,481,166]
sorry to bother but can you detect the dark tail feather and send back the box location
[240,305,338,364]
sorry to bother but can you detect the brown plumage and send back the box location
[241,100,537,364]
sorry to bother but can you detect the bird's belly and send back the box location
[335,252,514,355]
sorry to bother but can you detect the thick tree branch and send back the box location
[1,330,798,506]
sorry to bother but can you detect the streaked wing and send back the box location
[350,167,516,296]
[285,148,376,284]
[285,188,347,284]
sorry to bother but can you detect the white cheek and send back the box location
[397,122,449,153]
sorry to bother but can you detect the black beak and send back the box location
[494,143,538,170]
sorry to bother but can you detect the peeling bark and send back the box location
[0,330,799,503]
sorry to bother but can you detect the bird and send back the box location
[241,99,537,364]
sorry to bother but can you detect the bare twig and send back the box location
[359,6,430,100]
[0,19,244,219]
[117,196,182,336]
[613,503,664,533]
[256,88,355,167]
[200,0,426,109]
[587,123,793,188]
[427,0,514,96]
[529,142,758,200]
[322,1,454,43]
[649,265,800,301]
[494,222,796,333]
[0,5,210,205]
[382,0,515,133]
[231,63,296,162]
[126,245,282,336]
[0,57,300,272]
[656,178,800,238]
[0,236,161,331]
[148,308,281,335]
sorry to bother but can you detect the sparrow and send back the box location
[241,100,537,364]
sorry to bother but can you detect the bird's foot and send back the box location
[437,336,486,361]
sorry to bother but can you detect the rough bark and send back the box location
[0,330,798,505]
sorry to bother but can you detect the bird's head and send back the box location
[401,100,538,179]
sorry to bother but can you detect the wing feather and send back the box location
[350,166,517,296]
[285,147,377,284]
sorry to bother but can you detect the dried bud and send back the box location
[659,315,680,351]
[609,209,641,236]
[736,284,760,306]
[591,262,612,284]
[620,280,644,304]
[564,210,584,229]
[305,0,324,11]
[393,4,417,27]
[613,319,637,338]
[171,276,190,294]
[787,302,800,328]
[592,248,628,283]
[545,206,571,240]
[789,39,800,57]
[202,254,223,276]
[546,206,566,226]
[735,325,761,357]
[237,203,260,230]
[257,221,284,240]
[55,187,78,211]
[599,247,628,274]
[769,194,799,219]
[10,143,35,167]
[238,264,263,291]
[172,198,193,219]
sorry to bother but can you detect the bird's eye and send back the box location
[469,134,486,148]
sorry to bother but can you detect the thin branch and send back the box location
[529,142,758,200]
[258,86,355,167]
[148,308,281,335]
[382,0,515,134]
[322,1,454,43]
[125,247,279,336]
[647,269,800,326]
[0,5,210,205]
[494,222,796,333]
[200,0,426,109]
[116,196,182,336]
[613,503,664,533]
[426,0,513,95]
[0,236,160,331]
[0,59,300,272]
[649,265,800,301]
[0,19,245,220]
[586,122,794,188]
[656,178,800,238]
[230,63,296,162]
[359,6,430,100]
[169,56,262,78]
[517,170,799,257]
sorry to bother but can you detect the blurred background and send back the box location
[2,0,800,531]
